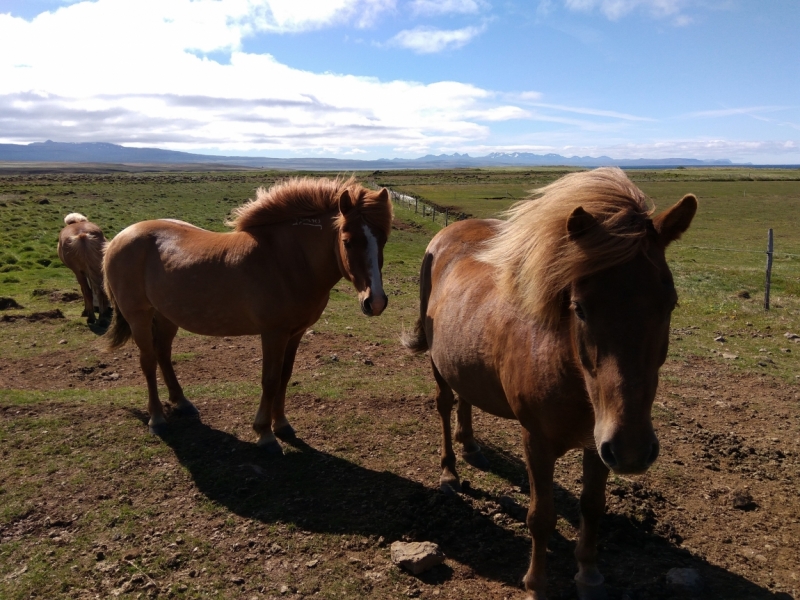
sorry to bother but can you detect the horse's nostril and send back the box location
[599,442,617,468]
[362,297,372,315]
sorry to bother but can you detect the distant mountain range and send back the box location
[0,140,744,170]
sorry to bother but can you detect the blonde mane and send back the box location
[478,167,654,327]
[226,176,393,236]
[64,212,88,225]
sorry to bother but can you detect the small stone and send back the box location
[732,489,756,511]
[666,567,704,594]
[330,354,338,362]
[722,353,738,360]
[784,332,799,340]
[306,559,319,568]
[390,541,445,575]
[58,339,67,344]
[280,584,290,594]
[714,335,726,343]
[230,576,245,585]
[364,359,374,366]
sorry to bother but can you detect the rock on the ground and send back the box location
[666,567,704,594]
[390,541,445,575]
[732,489,756,510]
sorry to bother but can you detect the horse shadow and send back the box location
[129,406,788,600]
[127,409,531,589]
[472,440,790,600]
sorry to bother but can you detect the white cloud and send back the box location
[389,25,485,53]
[563,0,689,21]
[528,102,654,121]
[409,0,486,16]
[685,106,790,119]
[0,1,513,154]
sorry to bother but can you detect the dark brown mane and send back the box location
[226,176,393,237]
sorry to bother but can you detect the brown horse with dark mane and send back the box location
[57,213,111,324]
[103,177,392,453]
[403,168,696,600]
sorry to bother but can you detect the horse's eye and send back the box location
[572,301,586,321]
[343,238,351,248]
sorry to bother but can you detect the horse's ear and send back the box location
[376,188,389,203]
[566,206,598,240]
[653,194,697,247]
[339,190,353,215]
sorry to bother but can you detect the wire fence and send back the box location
[386,188,798,310]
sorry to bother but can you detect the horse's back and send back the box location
[58,220,106,266]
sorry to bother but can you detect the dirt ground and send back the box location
[1,319,799,600]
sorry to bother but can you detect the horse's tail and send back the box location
[101,249,132,351]
[401,252,433,354]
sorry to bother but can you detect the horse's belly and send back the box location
[431,345,516,420]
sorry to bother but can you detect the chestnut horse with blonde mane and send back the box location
[103,177,392,453]
[58,213,111,325]
[403,168,696,600]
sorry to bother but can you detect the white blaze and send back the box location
[363,224,384,299]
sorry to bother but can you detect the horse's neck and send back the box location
[274,213,344,290]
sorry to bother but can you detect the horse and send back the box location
[103,176,393,453]
[57,213,111,325]
[402,168,696,600]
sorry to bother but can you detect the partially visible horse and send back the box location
[57,213,111,324]
[403,168,696,600]
[103,177,393,453]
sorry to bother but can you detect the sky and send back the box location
[0,0,798,163]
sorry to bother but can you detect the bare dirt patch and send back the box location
[1,333,799,599]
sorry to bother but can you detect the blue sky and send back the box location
[0,0,798,163]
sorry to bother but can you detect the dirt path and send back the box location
[1,331,799,599]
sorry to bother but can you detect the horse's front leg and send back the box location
[253,333,289,454]
[522,428,557,600]
[454,399,490,469]
[574,448,610,600]
[272,330,305,442]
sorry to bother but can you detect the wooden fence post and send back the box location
[764,228,774,310]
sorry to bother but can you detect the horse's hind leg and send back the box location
[153,312,198,417]
[433,361,460,495]
[127,309,167,434]
[455,400,490,470]
[272,330,304,442]
[574,448,610,600]
[74,270,95,323]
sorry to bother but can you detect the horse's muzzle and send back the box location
[599,437,660,475]
[361,293,388,317]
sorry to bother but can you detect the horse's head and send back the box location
[335,187,392,317]
[568,194,697,474]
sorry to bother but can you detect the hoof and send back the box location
[274,423,297,442]
[258,439,284,456]
[149,423,167,436]
[173,401,200,417]
[462,448,490,470]
[439,476,461,496]
[576,574,607,600]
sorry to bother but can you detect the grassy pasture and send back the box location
[1,167,799,599]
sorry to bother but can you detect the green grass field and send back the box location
[1,167,799,381]
[2,167,800,599]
